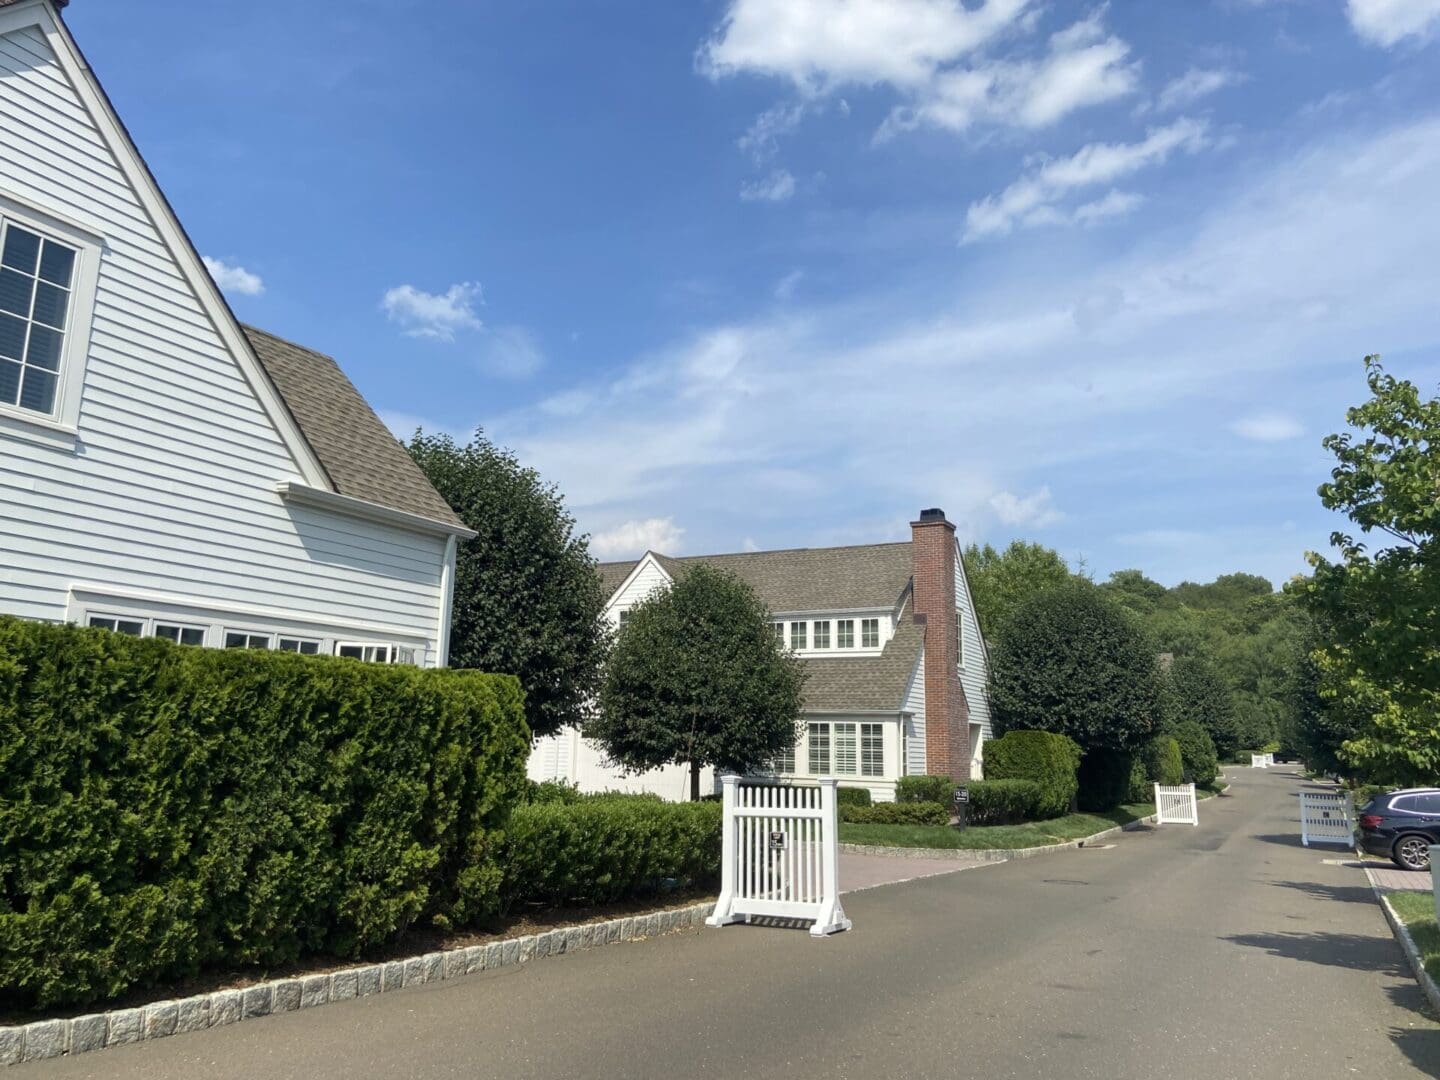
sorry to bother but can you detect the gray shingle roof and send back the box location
[597,542,913,613]
[243,325,466,529]
[598,543,924,714]
[801,607,923,713]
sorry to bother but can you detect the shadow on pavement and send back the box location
[1223,930,1408,975]
[1249,832,1314,850]
[1271,879,1380,905]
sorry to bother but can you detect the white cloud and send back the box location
[962,117,1209,242]
[591,517,686,559]
[1231,411,1304,442]
[990,486,1064,527]
[202,256,264,297]
[703,2,1136,143]
[381,282,483,342]
[740,169,797,202]
[1157,67,1244,111]
[774,269,805,299]
[700,0,1035,92]
[1071,189,1144,225]
[1346,0,1440,47]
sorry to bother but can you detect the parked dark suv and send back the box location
[1358,788,1440,871]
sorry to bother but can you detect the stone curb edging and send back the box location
[0,901,716,1067]
[840,812,1162,863]
[1367,877,1440,1018]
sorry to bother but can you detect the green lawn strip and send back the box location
[1386,891,1440,980]
[839,802,1155,851]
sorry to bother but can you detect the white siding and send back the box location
[608,555,672,620]
[0,21,447,660]
[903,651,926,776]
[955,550,992,774]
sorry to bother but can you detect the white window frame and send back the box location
[812,620,831,649]
[278,636,322,655]
[224,629,274,650]
[336,641,415,665]
[87,612,145,637]
[0,193,102,448]
[154,620,207,646]
[836,619,855,649]
[790,621,808,650]
[861,618,880,649]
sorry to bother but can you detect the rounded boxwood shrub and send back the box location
[0,616,530,1010]
[836,786,873,808]
[981,731,1080,819]
[1130,735,1184,801]
[965,779,1044,825]
[1173,720,1219,786]
[841,801,949,826]
[895,775,953,805]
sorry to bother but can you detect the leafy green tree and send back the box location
[1168,653,1242,760]
[989,584,1163,806]
[408,431,608,740]
[1292,357,1440,785]
[1102,569,1168,617]
[589,564,806,800]
[1172,720,1219,786]
[962,540,1079,640]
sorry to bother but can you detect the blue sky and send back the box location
[69,0,1440,586]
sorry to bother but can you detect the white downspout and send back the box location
[436,533,458,668]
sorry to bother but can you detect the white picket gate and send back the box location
[706,775,851,937]
[1300,790,1355,848]
[1154,783,1199,826]
[1250,753,1268,769]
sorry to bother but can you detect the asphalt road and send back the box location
[19,768,1440,1079]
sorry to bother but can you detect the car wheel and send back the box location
[1393,834,1433,872]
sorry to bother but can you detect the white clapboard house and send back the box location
[0,0,473,664]
[531,509,991,801]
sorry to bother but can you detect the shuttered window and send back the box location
[833,723,858,775]
[861,723,884,777]
[807,722,830,775]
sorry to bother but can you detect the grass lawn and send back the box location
[841,782,1227,852]
[1387,891,1440,980]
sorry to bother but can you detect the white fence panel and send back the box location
[1154,783,1199,826]
[1251,754,1268,769]
[706,775,851,937]
[1300,790,1355,847]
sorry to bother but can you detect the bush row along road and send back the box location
[18,768,1440,1079]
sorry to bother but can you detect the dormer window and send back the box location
[0,222,75,417]
[771,621,785,645]
[836,619,855,648]
[813,620,831,649]
[790,621,807,650]
[861,618,880,648]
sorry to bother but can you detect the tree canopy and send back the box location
[588,564,807,800]
[407,430,608,740]
[962,540,1080,640]
[1167,653,1242,760]
[1291,357,1440,784]
[989,583,1162,755]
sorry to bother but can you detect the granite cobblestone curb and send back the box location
[840,811,1163,862]
[1367,872,1440,1018]
[0,900,715,1067]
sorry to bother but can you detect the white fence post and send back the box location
[1154,782,1198,826]
[1299,790,1355,847]
[707,774,743,927]
[705,774,850,936]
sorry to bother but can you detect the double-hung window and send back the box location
[813,620,831,649]
[790,621,807,650]
[0,221,75,418]
[836,619,855,649]
[771,621,785,645]
[861,618,880,648]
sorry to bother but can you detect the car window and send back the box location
[1414,793,1440,815]
[1389,795,1419,814]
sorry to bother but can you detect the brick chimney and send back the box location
[911,508,970,781]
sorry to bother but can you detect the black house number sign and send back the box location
[953,787,970,807]
[769,831,787,851]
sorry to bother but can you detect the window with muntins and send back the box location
[861,618,880,648]
[0,222,76,417]
[813,620,831,649]
[790,621,807,650]
[836,619,854,648]
[89,615,143,636]
[278,637,321,655]
[225,631,271,650]
[771,621,785,645]
[807,722,830,774]
[773,743,796,774]
[155,622,205,646]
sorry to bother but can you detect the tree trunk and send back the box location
[689,760,701,802]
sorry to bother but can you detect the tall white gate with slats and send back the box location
[1300,790,1355,847]
[1154,783,1199,826]
[706,775,851,937]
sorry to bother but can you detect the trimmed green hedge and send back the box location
[0,617,530,1010]
[836,786,873,808]
[841,802,950,826]
[896,775,953,805]
[500,799,721,908]
[1078,749,1135,811]
[965,779,1045,825]
[981,731,1080,819]
[1173,721,1219,786]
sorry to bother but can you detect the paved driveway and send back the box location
[18,768,1440,1079]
